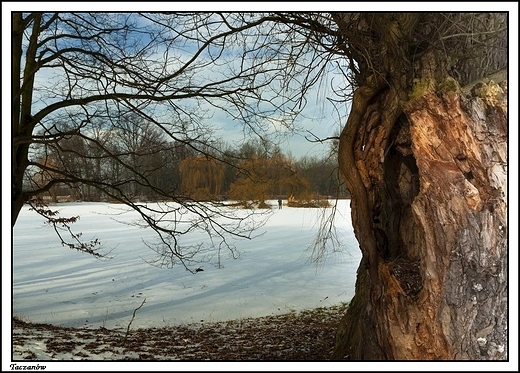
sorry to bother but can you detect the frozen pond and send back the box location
[12,200,361,330]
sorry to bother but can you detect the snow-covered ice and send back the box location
[11,200,361,331]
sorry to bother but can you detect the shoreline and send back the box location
[12,303,349,361]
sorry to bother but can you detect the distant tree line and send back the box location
[28,114,348,204]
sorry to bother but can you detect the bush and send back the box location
[287,199,331,208]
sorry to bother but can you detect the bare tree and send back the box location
[179,155,225,200]
[12,12,336,269]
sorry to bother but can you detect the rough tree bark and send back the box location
[331,13,508,360]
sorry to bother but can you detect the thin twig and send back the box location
[121,298,146,346]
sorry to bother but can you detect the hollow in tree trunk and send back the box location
[331,13,508,360]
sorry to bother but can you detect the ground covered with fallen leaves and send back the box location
[12,303,348,361]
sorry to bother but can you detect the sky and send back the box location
[4,4,518,160]
[211,79,348,159]
[5,9,350,160]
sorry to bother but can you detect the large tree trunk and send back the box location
[331,13,508,360]
[334,75,507,360]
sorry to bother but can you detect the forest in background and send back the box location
[30,114,347,205]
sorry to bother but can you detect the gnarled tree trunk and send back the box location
[331,13,508,360]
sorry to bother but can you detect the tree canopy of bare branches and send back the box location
[12,12,346,269]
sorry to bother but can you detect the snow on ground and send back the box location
[10,303,349,363]
[10,200,361,332]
